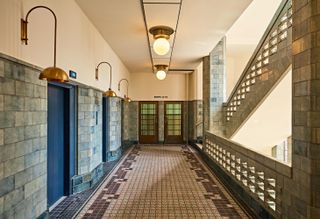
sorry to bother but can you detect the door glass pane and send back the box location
[140,103,156,136]
[166,103,182,137]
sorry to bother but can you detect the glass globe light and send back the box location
[153,38,170,56]
[156,70,166,80]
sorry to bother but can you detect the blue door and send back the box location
[47,84,66,207]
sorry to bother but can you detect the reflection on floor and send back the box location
[76,145,248,219]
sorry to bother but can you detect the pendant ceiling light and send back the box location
[155,64,168,81]
[118,78,132,102]
[21,6,69,83]
[149,26,174,56]
[95,61,117,97]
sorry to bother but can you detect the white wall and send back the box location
[130,61,203,101]
[188,62,203,101]
[0,0,130,96]
[226,49,254,97]
[225,0,282,99]
[130,72,187,101]
[231,70,292,156]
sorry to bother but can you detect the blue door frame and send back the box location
[102,97,109,162]
[47,82,77,207]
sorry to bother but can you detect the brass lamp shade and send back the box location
[103,88,117,97]
[124,95,132,103]
[39,67,69,83]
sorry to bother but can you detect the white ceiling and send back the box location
[76,0,252,73]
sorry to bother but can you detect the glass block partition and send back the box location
[225,0,292,137]
[204,132,292,218]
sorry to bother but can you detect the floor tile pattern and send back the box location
[49,160,119,219]
[77,145,248,219]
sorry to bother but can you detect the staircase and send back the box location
[225,0,292,138]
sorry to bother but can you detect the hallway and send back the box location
[77,145,248,219]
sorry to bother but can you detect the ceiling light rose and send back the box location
[95,61,117,97]
[118,78,132,102]
[155,64,168,81]
[21,6,69,83]
[149,26,174,56]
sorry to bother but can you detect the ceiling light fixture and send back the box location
[21,6,69,83]
[95,61,117,97]
[155,64,168,81]
[149,26,174,56]
[118,78,132,102]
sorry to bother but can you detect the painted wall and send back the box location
[225,0,282,99]
[0,0,130,95]
[231,70,292,157]
[130,72,187,101]
[188,62,203,101]
[130,61,203,102]
[226,48,255,98]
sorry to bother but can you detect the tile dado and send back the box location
[78,86,103,175]
[104,97,122,162]
[0,53,47,219]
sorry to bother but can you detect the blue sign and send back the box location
[69,70,77,79]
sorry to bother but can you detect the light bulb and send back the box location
[153,38,170,55]
[156,70,166,80]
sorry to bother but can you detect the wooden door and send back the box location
[164,102,183,144]
[139,102,158,144]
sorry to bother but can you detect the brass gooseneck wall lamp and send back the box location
[21,6,69,83]
[118,79,131,103]
[95,61,117,97]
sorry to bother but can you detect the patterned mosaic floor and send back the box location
[77,145,249,219]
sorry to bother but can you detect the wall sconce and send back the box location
[149,26,174,56]
[118,79,132,102]
[155,64,168,81]
[21,6,69,83]
[95,61,117,97]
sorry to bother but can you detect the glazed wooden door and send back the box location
[164,102,183,144]
[139,102,158,144]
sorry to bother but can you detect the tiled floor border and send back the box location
[71,146,136,219]
[48,146,135,219]
[76,144,251,218]
[186,146,253,218]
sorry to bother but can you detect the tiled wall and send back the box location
[128,102,139,142]
[158,102,164,142]
[0,54,47,219]
[105,97,122,161]
[127,101,201,144]
[122,101,138,148]
[188,100,203,143]
[203,38,227,137]
[72,86,104,193]
[209,38,226,136]
[291,0,320,217]
[78,87,103,175]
